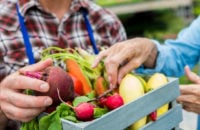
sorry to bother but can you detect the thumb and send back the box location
[184,65,200,84]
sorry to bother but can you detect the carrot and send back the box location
[68,73,84,95]
[66,59,92,95]
[94,76,108,96]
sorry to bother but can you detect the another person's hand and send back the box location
[0,59,53,122]
[92,38,157,87]
[177,66,200,114]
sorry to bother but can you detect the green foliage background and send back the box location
[193,0,200,16]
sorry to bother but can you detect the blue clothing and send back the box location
[137,16,200,77]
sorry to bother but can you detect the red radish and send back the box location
[57,88,95,121]
[23,66,75,105]
[74,102,95,121]
[105,94,124,110]
[98,96,108,107]
[150,111,157,121]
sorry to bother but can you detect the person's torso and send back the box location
[0,0,126,75]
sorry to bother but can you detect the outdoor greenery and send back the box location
[118,9,187,40]
[95,0,151,7]
[193,0,200,16]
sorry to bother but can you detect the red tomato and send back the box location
[68,73,84,95]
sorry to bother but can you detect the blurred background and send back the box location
[94,0,200,130]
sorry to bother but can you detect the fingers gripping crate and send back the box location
[61,77,183,130]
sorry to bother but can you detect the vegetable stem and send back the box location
[88,86,117,102]
[57,88,74,109]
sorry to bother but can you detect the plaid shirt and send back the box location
[0,0,127,81]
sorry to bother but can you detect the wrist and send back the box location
[143,42,158,68]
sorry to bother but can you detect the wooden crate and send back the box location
[61,77,182,130]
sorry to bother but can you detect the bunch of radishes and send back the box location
[73,93,124,121]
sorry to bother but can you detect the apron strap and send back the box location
[16,4,35,64]
[82,9,99,54]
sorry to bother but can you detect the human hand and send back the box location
[92,38,157,87]
[177,65,200,114]
[0,59,53,122]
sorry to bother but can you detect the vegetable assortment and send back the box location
[21,47,124,130]
[20,47,169,130]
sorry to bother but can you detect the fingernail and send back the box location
[40,83,49,91]
[44,98,52,106]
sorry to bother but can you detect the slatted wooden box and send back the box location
[61,77,183,130]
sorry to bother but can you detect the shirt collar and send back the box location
[17,0,90,17]
[17,0,39,16]
[70,0,90,12]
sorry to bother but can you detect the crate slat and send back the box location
[141,104,182,130]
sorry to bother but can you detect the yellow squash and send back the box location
[119,74,147,130]
[146,73,168,117]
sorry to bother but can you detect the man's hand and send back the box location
[0,59,53,122]
[92,38,157,88]
[177,65,200,114]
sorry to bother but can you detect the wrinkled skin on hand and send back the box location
[0,59,53,122]
[177,66,200,114]
[92,38,157,88]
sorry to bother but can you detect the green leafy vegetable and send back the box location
[20,118,39,130]
[39,103,76,130]
[72,96,91,107]
[20,103,78,130]
[94,108,109,118]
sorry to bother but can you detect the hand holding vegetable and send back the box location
[177,66,200,114]
[24,66,75,105]
[0,59,53,122]
[92,38,158,88]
